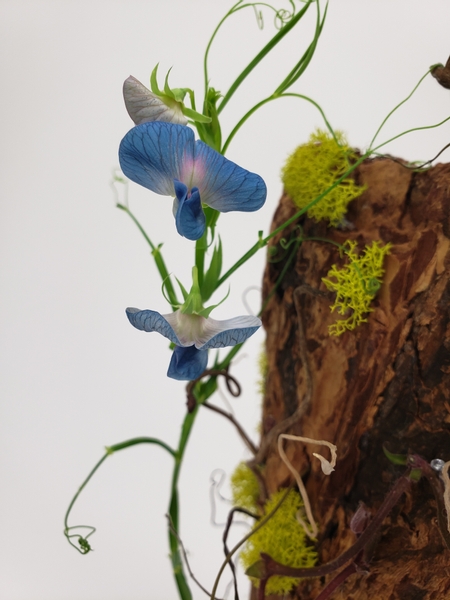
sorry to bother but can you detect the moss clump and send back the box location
[256,346,268,397]
[323,240,392,335]
[281,129,364,226]
[230,462,260,512]
[240,489,317,596]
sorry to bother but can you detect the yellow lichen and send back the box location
[240,489,317,596]
[230,462,260,512]
[322,240,392,335]
[281,129,364,226]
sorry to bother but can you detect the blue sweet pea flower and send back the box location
[126,307,261,381]
[119,122,267,240]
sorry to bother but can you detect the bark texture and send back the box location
[257,157,450,599]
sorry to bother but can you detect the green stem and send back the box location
[168,408,198,600]
[203,2,241,98]
[368,69,431,151]
[260,238,301,313]
[371,115,450,154]
[117,203,179,310]
[217,343,243,371]
[203,1,297,100]
[64,437,176,534]
[273,0,327,95]
[167,377,219,600]
[281,93,338,142]
[195,232,208,289]
[107,437,176,455]
[215,153,369,290]
[64,454,108,534]
[217,0,314,115]
[221,91,337,155]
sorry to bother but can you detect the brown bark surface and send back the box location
[257,158,450,599]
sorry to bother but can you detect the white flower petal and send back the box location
[162,312,261,349]
[123,76,188,126]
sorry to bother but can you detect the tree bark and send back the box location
[256,157,450,599]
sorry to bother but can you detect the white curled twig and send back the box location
[442,460,450,534]
[278,434,337,539]
[242,285,261,316]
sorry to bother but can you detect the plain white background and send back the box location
[1,1,449,598]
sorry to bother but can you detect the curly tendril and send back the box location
[278,434,337,539]
[240,1,299,32]
[64,525,96,555]
[186,367,242,412]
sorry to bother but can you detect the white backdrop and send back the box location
[1,1,449,599]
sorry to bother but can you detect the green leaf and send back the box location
[150,64,163,96]
[205,206,220,231]
[182,106,212,123]
[164,67,175,98]
[201,87,222,150]
[198,287,229,318]
[383,446,408,466]
[201,238,222,302]
[410,468,423,482]
[245,559,266,579]
[175,277,189,301]
[107,436,177,457]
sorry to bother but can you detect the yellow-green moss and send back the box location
[322,240,392,335]
[240,489,317,596]
[256,346,268,397]
[230,462,260,512]
[281,129,364,226]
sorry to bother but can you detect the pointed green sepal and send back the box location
[180,266,204,315]
[163,68,179,99]
[199,87,222,150]
[197,287,230,319]
[201,238,223,302]
[151,242,163,258]
[175,277,189,302]
[150,64,212,124]
[205,206,220,231]
[182,106,212,124]
[150,64,164,97]
[161,276,182,308]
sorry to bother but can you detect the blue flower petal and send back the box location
[126,307,183,346]
[167,345,208,381]
[174,180,206,240]
[119,122,195,197]
[199,315,261,349]
[191,141,267,213]
[201,325,260,349]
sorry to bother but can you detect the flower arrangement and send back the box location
[62,2,450,599]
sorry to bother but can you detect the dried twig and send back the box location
[166,514,226,600]
[247,469,412,581]
[186,368,242,413]
[278,434,337,538]
[222,507,259,600]
[210,486,293,600]
[203,401,258,455]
